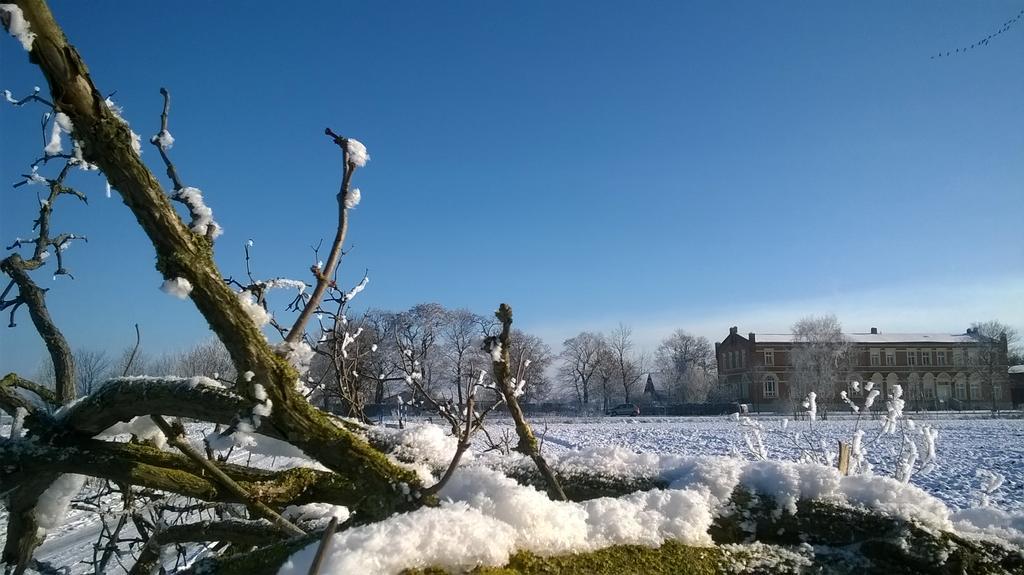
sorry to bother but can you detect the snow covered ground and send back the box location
[496,413,1024,513]
[3,413,1022,573]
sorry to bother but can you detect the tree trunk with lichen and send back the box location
[489,304,566,501]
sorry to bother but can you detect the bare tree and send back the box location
[73,348,112,396]
[655,330,716,403]
[607,323,647,404]
[439,308,490,406]
[173,338,234,380]
[789,314,852,409]
[557,331,607,409]
[506,329,554,402]
[965,320,1015,411]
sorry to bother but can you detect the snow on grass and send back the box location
[279,504,512,575]
[281,464,717,574]
[5,412,1021,574]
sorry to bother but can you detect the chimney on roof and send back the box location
[749,332,756,343]
[870,327,878,334]
[729,326,738,335]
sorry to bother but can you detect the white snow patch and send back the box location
[278,504,511,575]
[344,187,361,209]
[238,290,271,328]
[274,341,315,375]
[283,503,350,527]
[174,186,223,239]
[952,507,1024,546]
[159,277,193,299]
[151,129,174,150]
[33,474,87,530]
[344,275,369,302]
[98,416,167,448]
[345,138,369,167]
[0,4,36,51]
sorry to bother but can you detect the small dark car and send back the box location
[607,403,640,416]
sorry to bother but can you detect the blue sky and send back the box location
[2,1,1022,375]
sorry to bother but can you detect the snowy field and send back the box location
[498,413,1024,513]
[3,413,1022,573]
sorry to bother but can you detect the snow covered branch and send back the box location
[283,128,366,344]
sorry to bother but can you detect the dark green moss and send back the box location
[404,541,724,575]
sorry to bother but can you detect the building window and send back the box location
[993,385,1001,400]
[969,380,981,400]
[763,375,778,399]
[956,380,967,400]
[953,350,963,366]
[936,351,946,366]
[740,349,746,368]
[870,352,880,366]
[908,378,921,398]
[921,351,931,366]
[907,350,916,366]
[885,351,895,366]
[763,350,774,366]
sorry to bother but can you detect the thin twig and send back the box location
[306,516,339,575]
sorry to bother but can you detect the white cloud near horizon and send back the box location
[527,274,1024,355]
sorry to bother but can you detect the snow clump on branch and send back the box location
[346,138,369,167]
[238,290,271,327]
[150,129,174,150]
[174,186,223,239]
[0,4,37,51]
[43,112,73,155]
[344,187,361,209]
[33,474,87,531]
[262,278,307,293]
[275,340,316,375]
[344,275,369,303]
[159,277,193,299]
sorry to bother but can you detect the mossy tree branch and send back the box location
[12,0,421,521]
[0,255,75,404]
[128,519,288,575]
[487,304,566,501]
[0,437,388,511]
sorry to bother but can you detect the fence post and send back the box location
[837,441,851,476]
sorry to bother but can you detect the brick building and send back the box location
[716,326,1010,412]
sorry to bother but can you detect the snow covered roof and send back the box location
[1009,365,1024,374]
[750,332,974,344]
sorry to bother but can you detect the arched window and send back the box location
[762,374,778,399]
[871,372,884,395]
[969,374,982,401]
[955,374,967,400]
[910,373,927,398]
[886,373,900,395]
